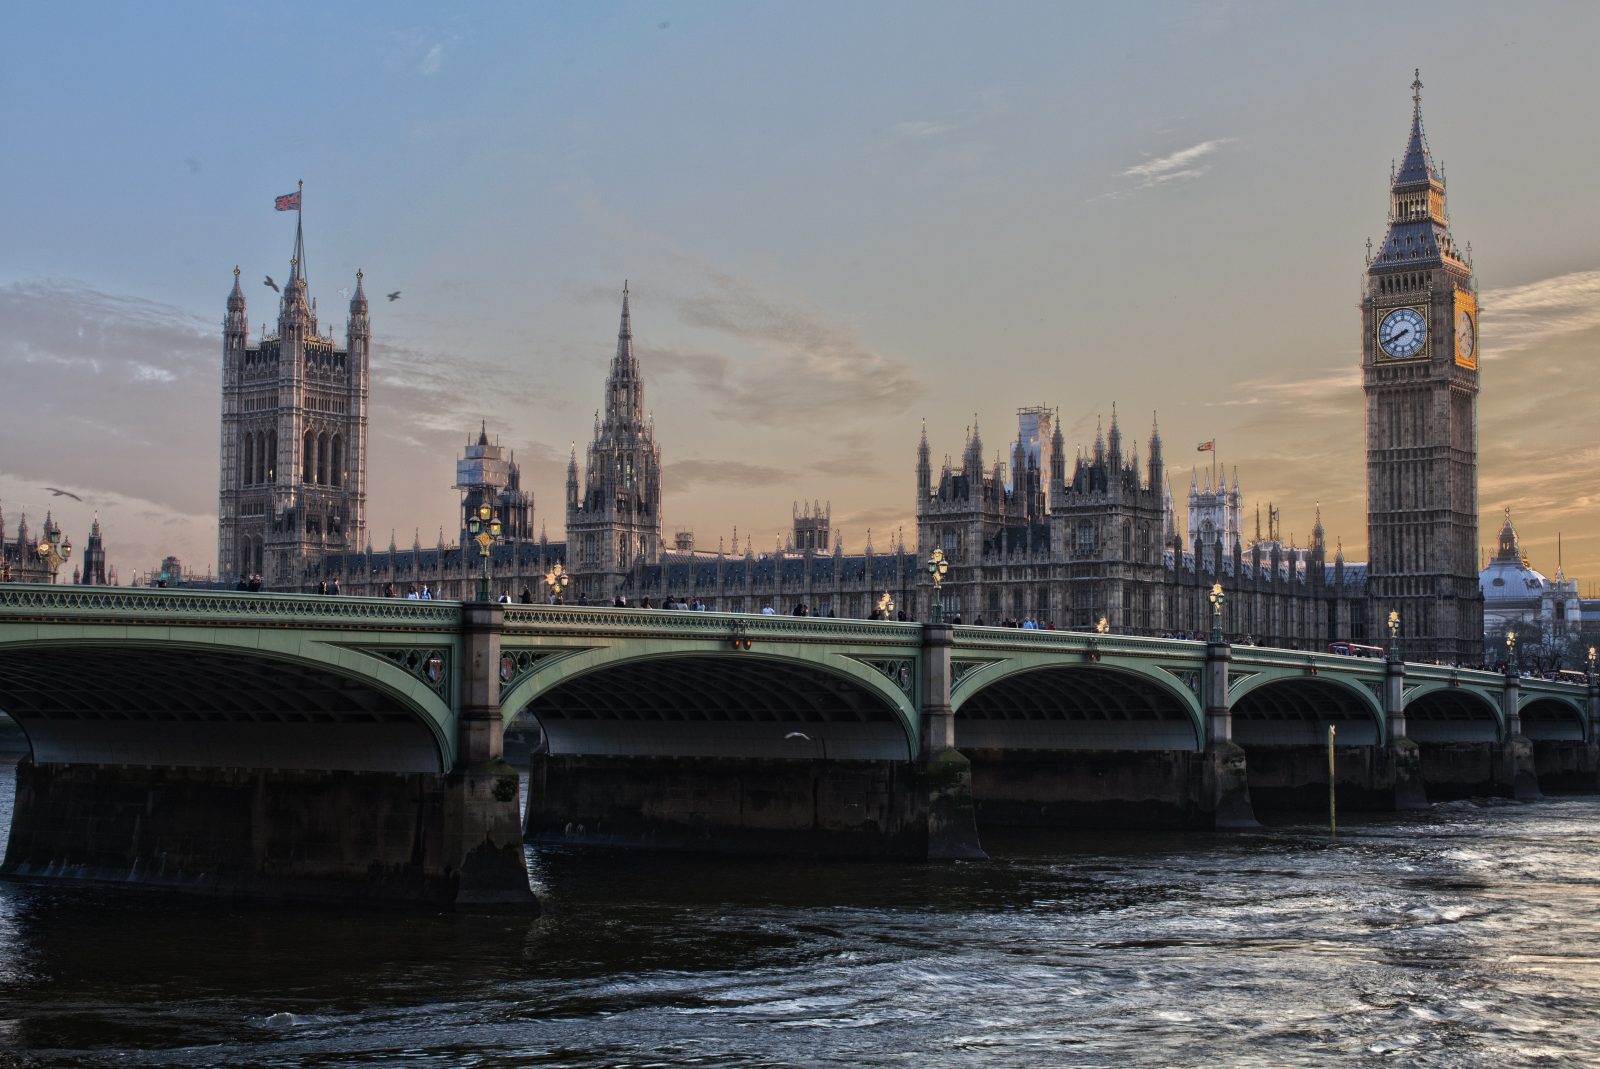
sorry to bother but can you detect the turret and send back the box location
[1106,403,1122,472]
[964,414,984,480]
[1162,477,1175,544]
[566,442,579,513]
[226,266,247,337]
[917,419,931,499]
[281,213,310,334]
[1049,414,1066,505]
[1147,412,1163,493]
[348,269,369,338]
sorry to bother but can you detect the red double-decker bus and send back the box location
[1328,641,1385,658]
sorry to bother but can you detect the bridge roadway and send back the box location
[0,585,1594,908]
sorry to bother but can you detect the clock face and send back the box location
[1455,309,1476,361]
[1378,307,1426,359]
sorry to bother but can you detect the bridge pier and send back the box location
[918,623,985,859]
[448,604,538,908]
[1500,672,1540,802]
[1203,638,1256,828]
[1383,657,1429,810]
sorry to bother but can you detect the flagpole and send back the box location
[298,179,304,283]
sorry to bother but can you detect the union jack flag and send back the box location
[1197,439,1215,452]
[274,191,301,211]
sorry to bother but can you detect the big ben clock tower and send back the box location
[1363,71,1483,664]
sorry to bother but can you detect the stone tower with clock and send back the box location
[1362,71,1482,663]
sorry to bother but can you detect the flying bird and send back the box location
[387,291,401,302]
[43,487,83,502]
[264,275,280,293]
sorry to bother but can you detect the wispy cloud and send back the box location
[1096,138,1237,200]
[1480,269,1600,362]
[419,42,442,76]
[372,339,553,438]
[663,459,786,494]
[643,271,921,426]
[885,92,1008,143]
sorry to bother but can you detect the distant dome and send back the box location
[1479,508,1547,602]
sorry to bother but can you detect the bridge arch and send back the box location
[1520,695,1588,742]
[500,647,919,761]
[1230,672,1385,746]
[0,635,454,772]
[1402,685,1503,743]
[952,662,1204,751]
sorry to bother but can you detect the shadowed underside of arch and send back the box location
[1232,678,1382,746]
[1404,688,1502,743]
[1521,697,1586,742]
[955,666,1201,751]
[0,646,446,772]
[523,655,914,761]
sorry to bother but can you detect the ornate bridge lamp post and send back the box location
[1504,630,1518,677]
[35,528,73,585]
[877,591,894,622]
[544,562,569,605]
[1095,616,1110,635]
[466,503,502,603]
[1387,610,1401,661]
[927,548,949,624]
[1207,583,1225,644]
[1589,645,1598,682]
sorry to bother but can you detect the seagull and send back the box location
[386,291,401,302]
[43,487,83,502]
[264,275,280,293]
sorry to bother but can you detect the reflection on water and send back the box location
[2,760,1600,1067]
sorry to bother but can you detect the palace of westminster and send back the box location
[6,76,1594,664]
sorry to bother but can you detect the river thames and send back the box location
[2,761,1599,1067]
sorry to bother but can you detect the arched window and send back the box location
[304,432,317,484]
[242,434,254,486]
[266,430,277,481]
[330,435,343,487]
[317,432,329,486]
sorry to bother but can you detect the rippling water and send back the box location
[2,761,1600,1068]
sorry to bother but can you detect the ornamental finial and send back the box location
[1412,69,1423,109]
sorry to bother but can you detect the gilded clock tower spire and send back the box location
[1362,70,1482,663]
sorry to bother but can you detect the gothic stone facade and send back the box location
[217,219,370,587]
[300,77,1496,657]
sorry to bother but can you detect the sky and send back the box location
[1,2,1597,589]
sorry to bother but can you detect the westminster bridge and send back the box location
[0,585,1595,908]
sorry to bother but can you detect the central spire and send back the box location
[1394,69,1440,189]
[605,281,643,426]
[1373,70,1463,270]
